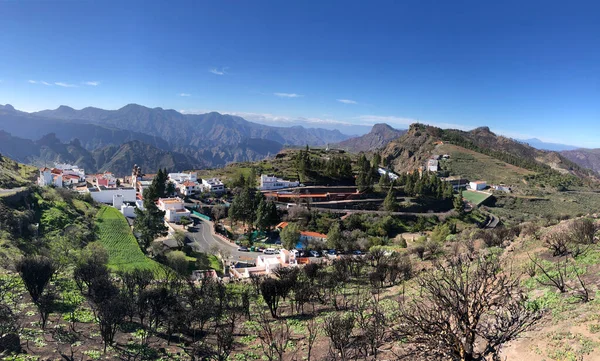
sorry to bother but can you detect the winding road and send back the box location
[185,216,256,261]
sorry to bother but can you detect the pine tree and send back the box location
[134,201,168,251]
[383,186,397,212]
[454,190,465,215]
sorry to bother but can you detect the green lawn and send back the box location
[462,190,492,206]
[95,206,162,273]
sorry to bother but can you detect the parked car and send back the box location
[353,250,363,255]
[263,248,278,255]
[237,247,249,252]
[309,250,320,257]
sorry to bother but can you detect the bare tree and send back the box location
[543,230,570,257]
[305,314,319,361]
[528,254,568,293]
[255,309,293,361]
[396,256,540,361]
[323,312,355,361]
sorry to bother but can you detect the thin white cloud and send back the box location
[274,92,303,98]
[83,81,100,86]
[212,111,354,127]
[358,115,470,130]
[178,93,191,97]
[337,99,357,104]
[209,67,228,75]
[28,80,53,86]
[55,82,78,88]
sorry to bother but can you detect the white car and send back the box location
[263,248,278,255]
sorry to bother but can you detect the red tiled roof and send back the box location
[51,168,62,174]
[182,181,197,186]
[62,174,80,179]
[300,231,327,239]
[276,222,289,229]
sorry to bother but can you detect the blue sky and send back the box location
[1,0,599,146]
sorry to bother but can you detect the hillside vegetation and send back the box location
[0,153,36,189]
[95,206,162,272]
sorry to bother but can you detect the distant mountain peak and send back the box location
[470,126,495,135]
[371,123,396,133]
[0,104,15,111]
[57,105,75,111]
[336,123,406,152]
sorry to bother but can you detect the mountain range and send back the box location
[3,103,600,177]
[0,103,350,171]
[517,138,579,152]
[0,131,203,176]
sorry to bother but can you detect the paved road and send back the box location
[484,214,500,229]
[0,187,26,195]
[185,216,257,262]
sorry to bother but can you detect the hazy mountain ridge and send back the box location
[0,131,202,176]
[33,104,350,147]
[335,123,406,152]
[518,138,579,152]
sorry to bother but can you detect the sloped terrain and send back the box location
[336,123,406,152]
[561,148,600,175]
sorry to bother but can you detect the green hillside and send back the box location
[0,153,36,189]
[95,206,162,273]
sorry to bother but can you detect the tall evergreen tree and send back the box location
[383,186,398,212]
[453,190,465,215]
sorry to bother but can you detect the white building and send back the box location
[38,168,56,187]
[377,167,399,181]
[38,164,85,188]
[168,172,198,184]
[95,172,117,188]
[229,250,297,279]
[179,181,200,196]
[299,231,328,244]
[55,163,86,182]
[469,181,487,191]
[259,174,300,190]
[201,178,225,193]
[427,159,439,172]
[157,197,191,222]
[87,186,137,204]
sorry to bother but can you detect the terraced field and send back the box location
[95,206,162,273]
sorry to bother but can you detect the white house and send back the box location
[179,181,201,196]
[229,250,297,279]
[157,197,191,222]
[38,165,85,188]
[168,172,197,184]
[427,159,439,172]
[87,186,136,204]
[469,181,487,191]
[377,167,399,181]
[201,178,225,193]
[492,184,511,193]
[259,174,300,190]
[55,163,86,182]
[38,168,55,187]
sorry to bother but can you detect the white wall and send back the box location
[90,188,136,204]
